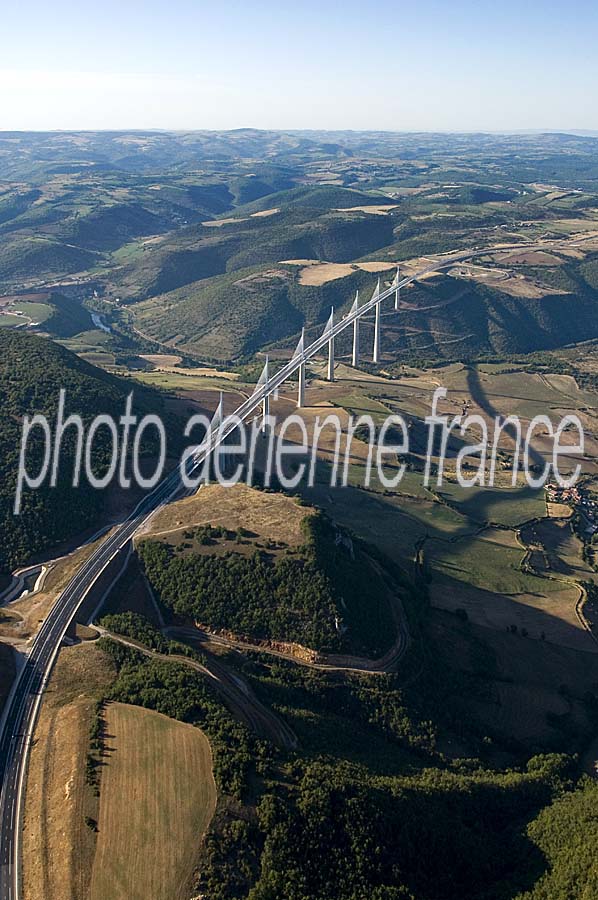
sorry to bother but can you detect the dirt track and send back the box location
[98,629,297,749]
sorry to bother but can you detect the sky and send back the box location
[2,0,598,132]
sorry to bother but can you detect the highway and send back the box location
[0,238,571,898]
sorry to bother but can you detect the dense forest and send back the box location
[0,330,166,582]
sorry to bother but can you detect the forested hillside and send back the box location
[0,331,165,582]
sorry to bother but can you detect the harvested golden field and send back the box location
[89,703,216,900]
[292,260,396,285]
[333,204,399,215]
[547,501,573,518]
[139,355,240,380]
[449,264,565,299]
[298,262,355,285]
[23,642,117,900]
[550,218,598,234]
[556,246,586,259]
[201,216,246,227]
[139,353,183,367]
[357,261,397,273]
[143,482,311,547]
[251,207,279,217]
[489,276,567,299]
[279,258,320,265]
[201,208,278,227]
[0,291,51,305]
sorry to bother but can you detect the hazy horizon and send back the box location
[1,127,598,136]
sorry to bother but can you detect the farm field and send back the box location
[426,526,595,652]
[89,703,216,900]
[302,481,430,568]
[521,517,597,582]
[332,390,394,423]
[131,370,250,396]
[343,462,431,498]
[315,363,596,431]
[23,642,116,900]
[430,610,598,747]
[427,528,564,596]
[437,482,545,527]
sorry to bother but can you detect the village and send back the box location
[546,481,598,535]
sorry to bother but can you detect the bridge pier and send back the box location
[298,361,306,407]
[294,327,306,408]
[395,264,400,310]
[327,337,334,381]
[351,291,360,367]
[261,355,270,432]
[352,318,360,367]
[295,328,305,409]
[373,300,381,364]
[327,307,334,382]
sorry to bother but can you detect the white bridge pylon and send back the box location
[372,277,381,365]
[290,327,306,408]
[351,290,360,367]
[255,355,270,431]
[209,391,224,438]
[322,307,335,382]
[393,264,400,311]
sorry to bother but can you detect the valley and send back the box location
[3,131,598,371]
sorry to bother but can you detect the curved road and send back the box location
[97,629,298,750]
[0,237,579,898]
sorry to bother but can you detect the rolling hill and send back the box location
[4,131,598,367]
[0,236,98,283]
[0,330,167,582]
[129,245,598,363]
